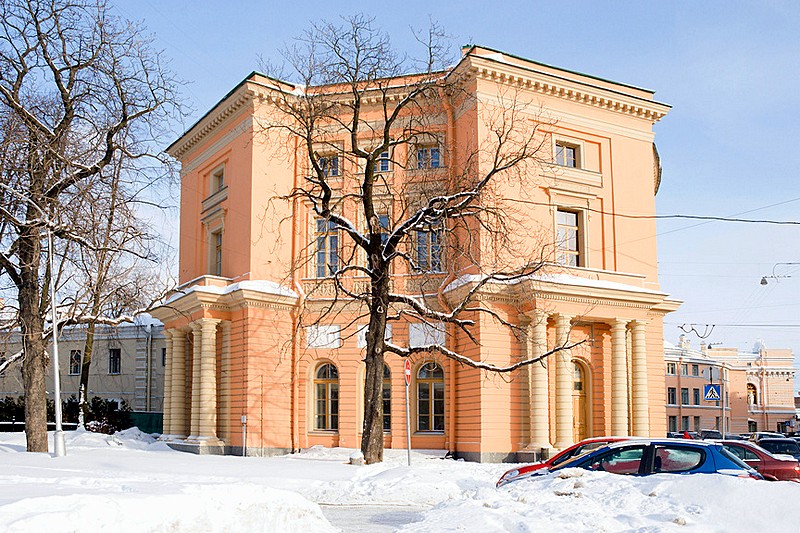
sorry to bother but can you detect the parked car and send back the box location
[753,438,800,461]
[699,429,723,440]
[718,440,800,481]
[496,436,631,487]
[533,440,761,479]
[747,432,784,442]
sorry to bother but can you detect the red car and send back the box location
[719,440,800,481]
[497,437,630,487]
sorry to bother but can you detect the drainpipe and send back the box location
[290,134,304,453]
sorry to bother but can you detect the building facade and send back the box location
[0,322,166,422]
[153,45,679,461]
[664,335,796,435]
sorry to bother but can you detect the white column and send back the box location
[611,320,629,436]
[528,311,550,450]
[170,329,188,437]
[162,329,174,436]
[198,318,221,439]
[631,320,649,436]
[554,314,573,449]
[219,321,231,440]
[189,322,202,438]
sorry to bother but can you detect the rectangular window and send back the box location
[555,142,579,168]
[315,218,339,278]
[680,364,688,376]
[691,364,699,376]
[211,166,225,192]
[318,155,340,177]
[693,416,701,432]
[666,362,676,375]
[556,209,581,267]
[108,348,121,375]
[378,151,391,173]
[681,416,690,431]
[692,388,700,405]
[162,347,167,367]
[415,226,442,272]
[680,388,689,405]
[667,387,677,405]
[416,146,441,169]
[69,350,81,375]
[211,230,223,276]
[0,352,6,375]
[668,416,677,433]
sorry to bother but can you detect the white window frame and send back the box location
[210,164,225,193]
[555,208,583,267]
[409,322,446,348]
[306,325,342,349]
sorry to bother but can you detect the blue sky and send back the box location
[123,0,800,379]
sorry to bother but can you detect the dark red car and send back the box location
[719,440,800,481]
[497,437,630,487]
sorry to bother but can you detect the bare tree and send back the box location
[261,16,579,464]
[0,0,181,452]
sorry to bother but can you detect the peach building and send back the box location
[664,335,796,434]
[153,46,680,461]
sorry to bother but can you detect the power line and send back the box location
[508,198,800,225]
[666,322,800,329]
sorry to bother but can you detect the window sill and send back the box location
[202,186,228,213]
[553,166,602,189]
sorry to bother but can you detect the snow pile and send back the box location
[1,430,799,531]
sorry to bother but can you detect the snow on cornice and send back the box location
[165,280,297,305]
[443,272,664,295]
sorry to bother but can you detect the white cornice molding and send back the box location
[467,58,670,124]
[168,88,256,160]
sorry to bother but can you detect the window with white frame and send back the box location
[555,141,580,168]
[315,218,339,278]
[666,362,676,375]
[416,145,441,169]
[210,165,225,193]
[69,350,81,375]
[417,361,444,432]
[306,325,342,349]
[414,225,442,272]
[108,348,121,375]
[317,154,340,177]
[382,365,391,431]
[209,229,223,276]
[378,150,391,173]
[556,209,581,267]
[314,363,339,430]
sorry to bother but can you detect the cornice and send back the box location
[168,88,256,160]
[467,57,670,124]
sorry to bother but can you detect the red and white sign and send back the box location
[404,359,412,386]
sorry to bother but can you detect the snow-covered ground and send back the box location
[0,430,797,532]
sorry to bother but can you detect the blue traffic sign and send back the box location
[704,384,721,401]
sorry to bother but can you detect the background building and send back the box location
[154,45,679,461]
[0,321,166,431]
[664,335,796,434]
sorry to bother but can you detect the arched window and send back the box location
[417,362,444,432]
[315,363,339,430]
[382,365,391,431]
[747,383,758,406]
[573,363,584,391]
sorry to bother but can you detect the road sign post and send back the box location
[404,359,412,466]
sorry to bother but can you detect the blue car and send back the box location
[542,439,762,479]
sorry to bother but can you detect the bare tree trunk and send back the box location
[18,223,48,452]
[78,321,96,427]
[361,277,390,464]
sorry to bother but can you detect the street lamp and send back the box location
[760,262,800,285]
[0,183,66,456]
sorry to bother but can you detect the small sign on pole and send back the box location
[404,359,412,466]
[704,384,721,402]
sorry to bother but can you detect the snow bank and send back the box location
[3,485,334,533]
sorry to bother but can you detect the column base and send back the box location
[169,436,226,455]
[158,434,187,442]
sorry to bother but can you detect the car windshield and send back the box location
[551,442,609,467]
[718,447,752,470]
[760,440,800,455]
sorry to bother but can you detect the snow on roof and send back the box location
[165,280,297,305]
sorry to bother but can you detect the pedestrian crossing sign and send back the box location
[704,384,721,401]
